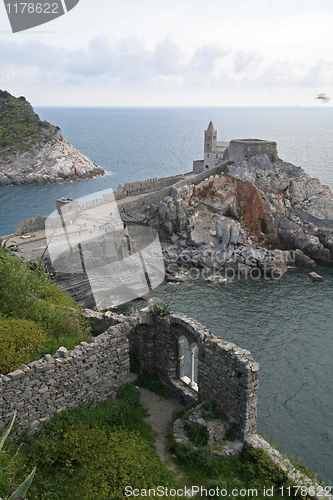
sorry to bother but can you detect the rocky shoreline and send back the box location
[0,127,105,186]
[120,154,333,285]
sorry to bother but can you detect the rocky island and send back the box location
[0,90,105,186]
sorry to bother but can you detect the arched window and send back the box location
[177,336,198,391]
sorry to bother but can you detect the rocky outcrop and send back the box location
[0,128,105,186]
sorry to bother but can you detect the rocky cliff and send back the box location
[0,90,105,186]
[120,153,333,281]
[0,129,105,186]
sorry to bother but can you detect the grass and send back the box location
[0,248,91,374]
[0,385,181,500]
[1,372,315,499]
[1,383,298,500]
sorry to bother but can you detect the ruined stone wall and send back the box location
[1,309,257,442]
[14,216,46,236]
[127,311,258,442]
[0,324,130,437]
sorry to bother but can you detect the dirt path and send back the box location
[138,387,183,463]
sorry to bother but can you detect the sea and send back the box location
[0,106,332,483]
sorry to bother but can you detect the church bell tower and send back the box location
[204,121,217,153]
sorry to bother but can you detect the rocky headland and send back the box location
[0,90,105,186]
[121,153,333,282]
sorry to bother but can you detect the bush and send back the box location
[0,316,47,373]
[3,391,180,500]
[184,423,209,447]
[149,301,171,316]
[0,248,91,373]
[202,401,229,421]
[117,383,142,407]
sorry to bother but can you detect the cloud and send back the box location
[233,50,262,74]
[0,35,332,95]
[190,44,228,74]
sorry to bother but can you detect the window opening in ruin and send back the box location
[258,145,261,151]
[248,146,251,151]
[178,336,198,391]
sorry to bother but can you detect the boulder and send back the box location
[308,272,325,282]
[294,249,316,267]
[189,225,208,246]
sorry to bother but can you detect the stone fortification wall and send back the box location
[114,174,186,200]
[119,168,221,216]
[128,311,258,442]
[124,175,184,196]
[12,167,216,236]
[0,324,130,438]
[227,139,278,163]
[14,216,46,236]
[193,160,204,174]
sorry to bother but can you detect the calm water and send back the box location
[0,107,332,482]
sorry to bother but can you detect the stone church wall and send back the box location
[0,310,258,443]
[127,311,259,442]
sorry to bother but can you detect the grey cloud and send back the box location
[0,36,332,91]
[234,50,262,74]
[150,38,184,75]
[190,44,228,74]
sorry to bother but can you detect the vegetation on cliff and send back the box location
[0,90,56,160]
[0,385,176,500]
[0,382,304,500]
[0,248,91,374]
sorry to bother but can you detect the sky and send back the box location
[0,0,333,106]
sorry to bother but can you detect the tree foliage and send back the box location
[0,90,56,159]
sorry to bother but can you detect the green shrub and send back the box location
[174,442,215,471]
[3,390,181,500]
[184,423,209,447]
[150,301,171,316]
[0,317,47,373]
[25,424,173,500]
[0,91,53,160]
[202,401,229,421]
[172,407,186,422]
[117,383,142,407]
[225,429,236,442]
[0,248,91,373]
[246,448,285,487]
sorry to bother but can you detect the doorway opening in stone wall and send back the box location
[177,335,198,391]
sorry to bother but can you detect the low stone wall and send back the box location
[0,323,130,437]
[127,311,258,442]
[246,435,333,500]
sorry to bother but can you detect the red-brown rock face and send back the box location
[191,176,278,245]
